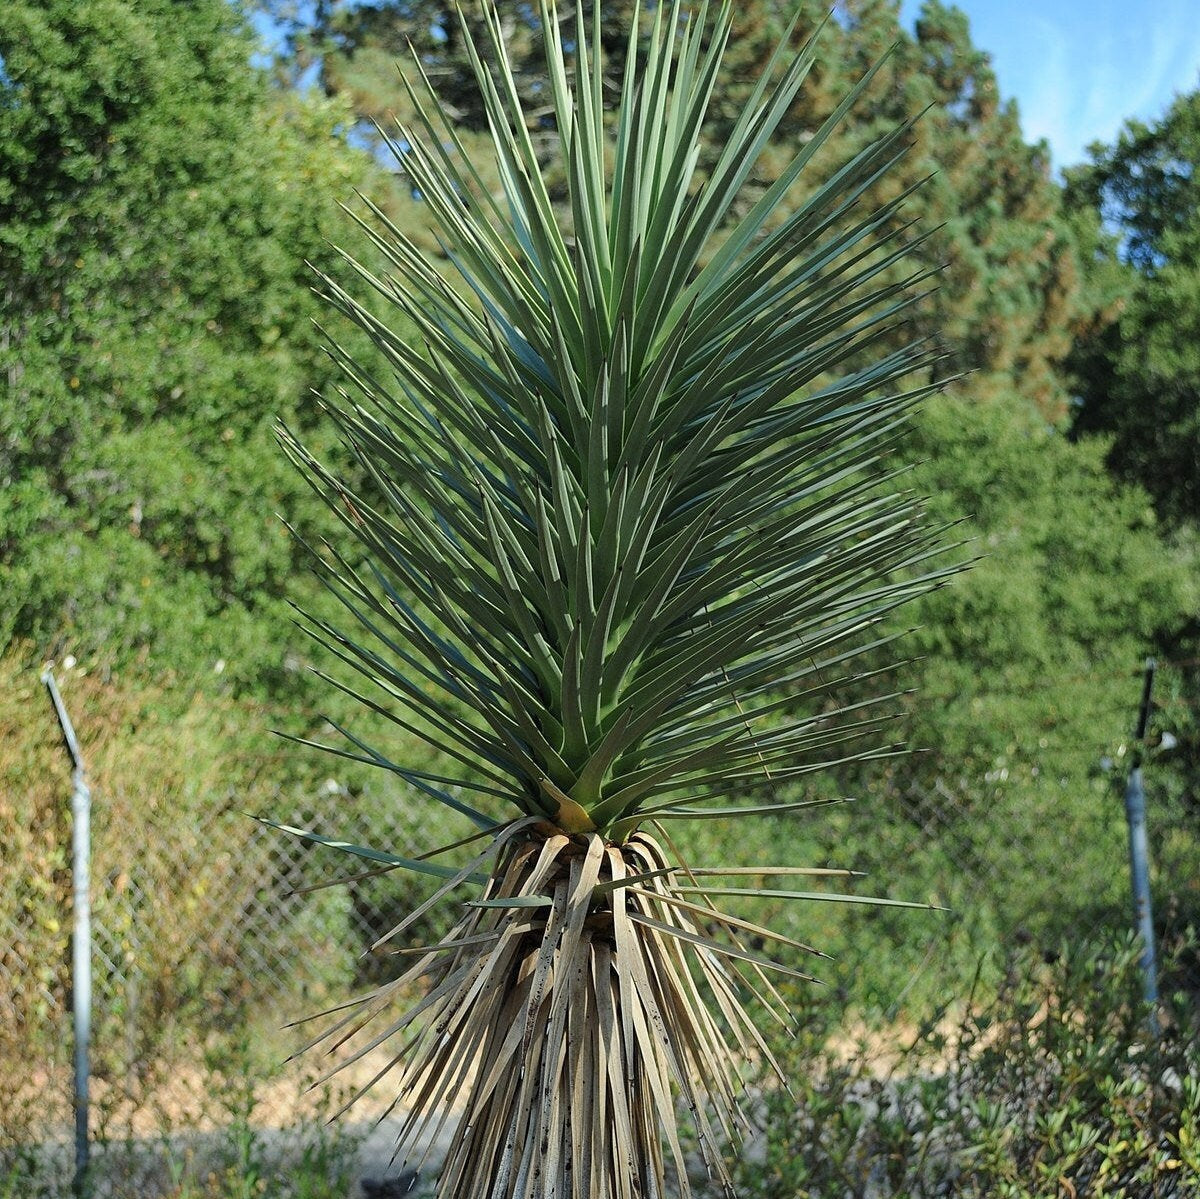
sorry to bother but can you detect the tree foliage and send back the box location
[0,0,413,697]
[1064,89,1200,850]
[1065,90,1200,529]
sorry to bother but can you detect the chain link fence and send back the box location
[1,773,437,1060]
[1,705,448,1196]
[4,669,1198,1195]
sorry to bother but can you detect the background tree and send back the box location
[1064,89,1200,894]
[0,0,418,701]
[246,0,1196,997]
[1065,90,1200,529]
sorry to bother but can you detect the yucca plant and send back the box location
[271,2,957,1195]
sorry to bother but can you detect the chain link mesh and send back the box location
[3,749,1196,1193]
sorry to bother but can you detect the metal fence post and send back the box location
[1124,658,1159,1036]
[42,670,91,1196]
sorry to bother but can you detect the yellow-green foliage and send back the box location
[0,651,303,1067]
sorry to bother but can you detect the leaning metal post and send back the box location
[1124,658,1159,1036]
[42,669,92,1195]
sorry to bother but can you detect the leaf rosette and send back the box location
[273,1,956,1194]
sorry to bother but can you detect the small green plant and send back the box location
[738,932,1200,1198]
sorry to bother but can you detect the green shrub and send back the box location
[736,933,1200,1198]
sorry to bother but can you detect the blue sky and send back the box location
[899,0,1200,170]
